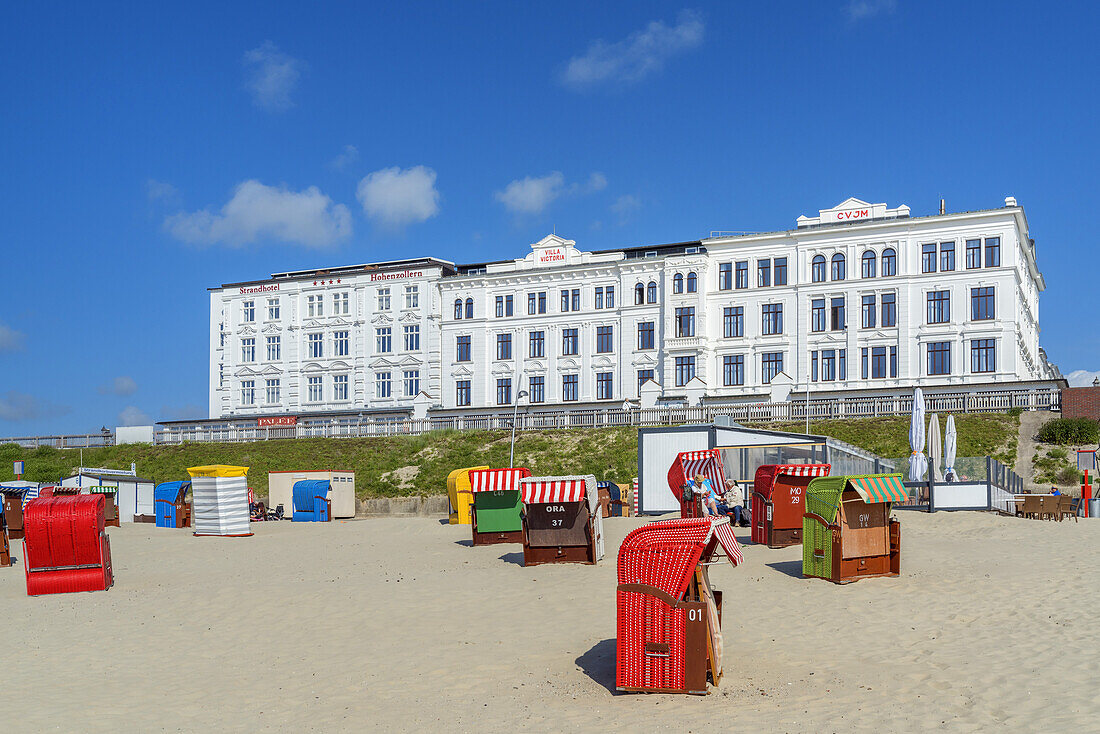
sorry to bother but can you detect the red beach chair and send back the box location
[667,449,726,518]
[751,464,831,547]
[23,495,114,596]
[616,517,743,694]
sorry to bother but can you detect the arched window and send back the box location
[812,255,826,283]
[464,298,473,319]
[647,281,657,303]
[881,248,897,276]
[686,271,697,293]
[634,282,645,305]
[454,299,463,319]
[861,251,876,279]
[673,273,684,294]
[831,253,846,281]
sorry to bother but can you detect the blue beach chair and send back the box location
[291,480,331,522]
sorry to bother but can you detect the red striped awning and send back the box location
[848,474,908,503]
[774,464,830,478]
[678,450,724,491]
[520,477,588,504]
[617,516,743,599]
[468,468,530,493]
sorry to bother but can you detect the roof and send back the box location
[213,257,457,291]
[806,474,908,519]
[520,475,595,504]
[468,467,530,492]
[754,464,831,498]
[70,471,154,484]
[617,517,743,599]
[186,465,249,478]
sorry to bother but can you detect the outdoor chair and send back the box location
[1058,496,1078,523]
[1020,495,1040,520]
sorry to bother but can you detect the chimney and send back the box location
[1005,196,1017,207]
[939,199,946,215]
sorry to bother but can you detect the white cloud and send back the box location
[165,180,352,248]
[356,166,441,228]
[563,10,704,87]
[97,376,138,397]
[611,194,642,223]
[330,144,359,170]
[1067,369,1100,387]
[495,172,565,214]
[585,172,608,192]
[0,323,25,353]
[243,41,301,111]
[0,391,69,422]
[117,406,153,426]
[146,179,180,206]
[846,0,898,21]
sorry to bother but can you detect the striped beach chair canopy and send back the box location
[468,467,531,493]
[805,474,908,523]
[617,517,743,600]
[753,463,831,499]
[846,474,908,503]
[667,449,725,502]
[519,475,595,504]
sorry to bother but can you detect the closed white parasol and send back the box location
[928,412,944,482]
[944,415,958,482]
[909,388,928,482]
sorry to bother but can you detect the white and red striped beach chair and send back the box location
[667,449,726,518]
[467,468,531,546]
[519,475,604,566]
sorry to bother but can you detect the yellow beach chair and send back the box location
[447,466,488,525]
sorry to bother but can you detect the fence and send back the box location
[897,457,1023,514]
[0,433,115,449]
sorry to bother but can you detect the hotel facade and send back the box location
[206,197,1058,421]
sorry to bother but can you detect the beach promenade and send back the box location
[2,511,1096,732]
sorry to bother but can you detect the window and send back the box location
[723,306,744,338]
[686,272,697,293]
[454,299,463,319]
[308,332,324,358]
[505,294,513,316]
[496,295,513,317]
[830,297,846,331]
[820,350,837,381]
[240,380,255,405]
[596,326,614,354]
[529,330,545,358]
[972,287,995,321]
[308,375,323,402]
[638,322,654,349]
[861,348,868,379]
[761,352,783,383]
[881,293,897,327]
[596,372,613,400]
[890,345,897,378]
[922,243,937,273]
[635,282,645,304]
[927,290,950,324]
[881,248,896,276]
[527,292,537,315]
[774,257,788,286]
[267,298,280,320]
[265,335,280,361]
[456,335,471,362]
[861,251,876,279]
[735,261,748,289]
[831,253,846,281]
[496,378,512,405]
[495,296,504,318]
[333,292,349,315]
[334,330,350,357]
[529,376,545,403]
[811,351,817,381]
[537,291,546,313]
[241,337,256,363]
[647,281,657,303]
[403,325,420,351]
[673,273,684,293]
[811,298,826,332]
[265,378,280,404]
[561,289,580,311]
[562,374,578,401]
[594,287,604,309]
[456,380,471,406]
[718,263,732,290]
[242,300,255,322]
[403,370,420,397]
[674,307,695,338]
[375,327,392,354]
[605,285,615,308]
[496,333,512,360]
[333,374,349,401]
[464,298,473,319]
[927,342,951,375]
[375,371,392,399]
[972,339,996,373]
[966,239,981,269]
[562,328,578,356]
[377,288,390,311]
[861,295,876,329]
[762,303,783,335]
[811,255,826,283]
[758,259,771,287]
[723,355,744,386]
[675,356,696,386]
[985,237,1000,267]
[941,242,956,272]
[307,295,324,317]
[404,285,419,309]
[637,369,654,391]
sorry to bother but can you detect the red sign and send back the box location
[833,209,869,221]
[370,269,423,282]
[239,283,280,295]
[538,248,565,263]
[258,416,297,427]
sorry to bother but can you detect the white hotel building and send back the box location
[205,197,1058,422]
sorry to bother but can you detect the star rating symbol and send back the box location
[313,280,318,286]
[329,279,334,285]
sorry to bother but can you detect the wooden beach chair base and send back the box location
[522,542,595,566]
[766,526,802,548]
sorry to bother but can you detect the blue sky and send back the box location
[1,1,1098,435]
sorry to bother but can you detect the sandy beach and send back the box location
[2,510,1097,732]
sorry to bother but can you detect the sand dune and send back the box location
[2,510,1097,732]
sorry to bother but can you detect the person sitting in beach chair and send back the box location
[724,479,747,527]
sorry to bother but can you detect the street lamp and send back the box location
[509,389,530,468]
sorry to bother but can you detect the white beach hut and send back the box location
[186,465,252,537]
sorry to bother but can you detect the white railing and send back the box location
[0,433,115,449]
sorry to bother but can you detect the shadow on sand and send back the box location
[765,559,804,579]
[453,539,473,547]
[498,551,524,566]
[575,638,619,694]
